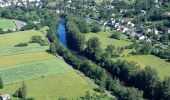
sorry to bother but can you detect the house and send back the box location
[122,27,128,33]
[153,28,159,35]
[141,10,147,15]
[147,28,152,33]
[139,35,146,40]
[167,28,170,33]
[0,94,11,100]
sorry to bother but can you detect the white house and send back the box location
[139,35,146,40]
[153,29,159,35]
[167,28,170,33]
[122,27,128,33]
[0,94,11,100]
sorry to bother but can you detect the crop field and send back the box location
[112,55,170,79]
[0,44,49,56]
[0,52,55,68]
[0,58,72,83]
[0,70,93,99]
[86,32,132,49]
[0,19,16,31]
[0,30,45,46]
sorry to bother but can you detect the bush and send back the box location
[30,35,48,46]
[14,43,28,47]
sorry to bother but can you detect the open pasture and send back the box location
[0,30,45,46]
[85,32,132,48]
[0,19,16,31]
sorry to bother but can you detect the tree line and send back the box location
[48,16,144,99]
[64,15,170,100]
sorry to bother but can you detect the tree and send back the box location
[91,23,101,33]
[160,33,169,44]
[86,37,102,60]
[14,82,27,99]
[134,67,159,99]
[137,42,153,54]
[159,77,170,99]
[111,32,121,40]
[0,77,3,89]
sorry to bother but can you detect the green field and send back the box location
[0,52,55,68]
[86,32,132,49]
[112,55,170,79]
[0,44,49,56]
[0,30,45,46]
[0,58,72,83]
[0,71,93,99]
[0,19,16,31]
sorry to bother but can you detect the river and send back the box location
[57,18,67,48]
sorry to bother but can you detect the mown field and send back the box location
[0,30,45,46]
[85,32,132,49]
[0,44,49,56]
[0,19,16,31]
[0,52,55,68]
[0,29,93,99]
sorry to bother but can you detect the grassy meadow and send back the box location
[112,55,170,79]
[86,32,132,49]
[0,71,93,99]
[0,19,16,31]
[0,30,45,46]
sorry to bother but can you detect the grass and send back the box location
[0,52,55,68]
[0,71,93,99]
[112,55,170,79]
[0,19,16,30]
[0,44,49,56]
[86,32,132,49]
[0,58,72,83]
[0,30,45,46]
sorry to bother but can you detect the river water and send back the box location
[57,18,67,48]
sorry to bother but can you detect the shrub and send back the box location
[30,35,48,46]
[14,43,28,47]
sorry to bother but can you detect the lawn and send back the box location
[0,71,93,99]
[0,30,45,46]
[0,19,16,31]
[112,55,170,79]
[0,52,55,68]
[85,32,132,49]
[0,44,49,56]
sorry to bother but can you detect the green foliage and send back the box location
[30,35,48,46]
[0,77,3,89]
[66,17,86,51]
[111,32,121,40]
[14,82,27,99]
[91,23,101,33]
[136,42,153,55]
[86,37,103,60]
[14,43,28,47]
